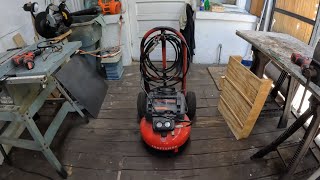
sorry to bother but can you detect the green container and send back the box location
[204,0,210,11]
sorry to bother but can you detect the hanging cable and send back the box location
[140,31,192,90]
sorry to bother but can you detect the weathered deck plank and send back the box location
[62,130,303,156]
[0,64,317,180]
[120,159,284,180]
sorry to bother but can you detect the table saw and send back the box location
[0,41,90,178]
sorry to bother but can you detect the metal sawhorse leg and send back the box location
[0,144,12,165]
[265,69,299,129]
[250,48,297,128]
[277,76,299,128]
[0,77,87,178]
[251,95,320,180]
[270,71,298,129]
[270,70,288,98]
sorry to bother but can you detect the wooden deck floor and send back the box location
[0,64,319,180]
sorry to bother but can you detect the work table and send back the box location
[237,30,320,179]
[0,41,87,178]
[7,42,81,77]
[236,30,318,99]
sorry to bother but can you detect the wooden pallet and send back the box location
[218,56,273,140]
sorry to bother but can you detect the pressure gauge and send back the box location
[164,121,171,128]
[156,122,163,128]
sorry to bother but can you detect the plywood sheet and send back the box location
[207,56,241,91]
[55,55,108,118]
[207,66,226,91]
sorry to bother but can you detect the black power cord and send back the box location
[140,33,192,89]
[36,39,63,51]
[36,39,64,61]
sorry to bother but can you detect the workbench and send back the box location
[237,30,320,179]
[0,41,86,178]
[237,30,318,128]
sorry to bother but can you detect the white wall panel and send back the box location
[0,0,47,52]
[128,0,185,61]
[194,11,257,64]
[137,21,180,38]
[137,2,184,14]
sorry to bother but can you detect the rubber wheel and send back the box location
[137,92,147,120]
[186,91,196,120]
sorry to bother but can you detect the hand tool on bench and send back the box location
[291,53,312,68]
[11,49,42,70]
[291,53,313,113]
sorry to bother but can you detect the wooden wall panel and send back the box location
[128,0,185,60]
[250,0,265,17]
[272,0,319,44]
[275,0,319,20]
[272,12,314,43]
